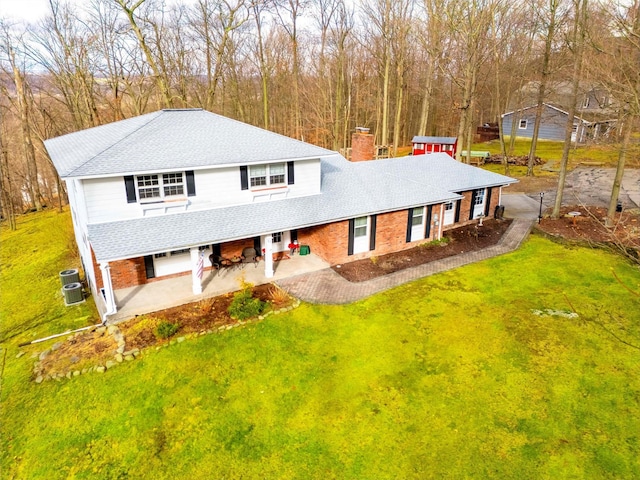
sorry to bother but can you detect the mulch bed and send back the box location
[332,219,513,283]
[536,205,640,248]
[35,284,293,378]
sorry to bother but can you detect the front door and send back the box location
[262,231,289,253]
[410,207,425,241]
[444,201,455,225]
[473,189,486,218]
[353,216,369,254]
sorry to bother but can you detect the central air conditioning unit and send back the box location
[63,282,84,306]
[59,269,80,287]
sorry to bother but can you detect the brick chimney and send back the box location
[351,127,375,162]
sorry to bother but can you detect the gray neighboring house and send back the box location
[45,108,516,321]
[502,103,593,143]
[503,83,619,143]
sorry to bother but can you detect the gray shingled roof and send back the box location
[411,136,457,144]
[44,109,334,178]
[88,153,516,261]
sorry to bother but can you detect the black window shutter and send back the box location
[290,229,298,242]
[347,219,355,256]
[406,208,413,243]
[124,176,137,203]
[212,244,221,257]
[454,200,461,223]
[287,161,295,185]
[369,215,377,251]
[469,190,478,220]
[144,255,155,279]
[186,170,196,196]
[484,187,493,217]
[253,236,261,252]
[425,205,433,239]
[240,166,249,190]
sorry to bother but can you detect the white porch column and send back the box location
[190,247,203,295]
[438,204,444,240]
[99,262,117,316]
[264,236,274,278]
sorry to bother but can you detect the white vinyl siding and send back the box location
[82,159,323,224]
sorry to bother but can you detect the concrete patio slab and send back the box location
[108,253,329,323]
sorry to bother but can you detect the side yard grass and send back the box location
[0,209,97,345]
[1,211,639,479]
[473,138,640,168]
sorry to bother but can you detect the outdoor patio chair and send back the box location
[210,254,232,274]
[241,247,259,268]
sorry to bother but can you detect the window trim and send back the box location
[518,119,528,130]
[136,172,186,204]
[249,163,287,190]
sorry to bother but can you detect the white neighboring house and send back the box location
[45,109,517,321]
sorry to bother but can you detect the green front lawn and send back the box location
[1,211,639,479]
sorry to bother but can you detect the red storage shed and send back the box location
[411,136,457,158]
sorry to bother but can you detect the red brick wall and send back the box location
[93,187,503,287]
[220,239,255,259]
[91,247,104,290]
[298,208,442,265]
[443,186,501,231]
[351,133,374,162]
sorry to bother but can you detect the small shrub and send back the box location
[267,284,291,304]
[199,298,215,315]
[370,256,378,265]
[421,237,451,248]
[228,285,265,320]
[156,321,179,339]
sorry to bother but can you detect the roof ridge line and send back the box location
[67,111,164,177]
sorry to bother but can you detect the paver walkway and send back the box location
[277,218,535,304]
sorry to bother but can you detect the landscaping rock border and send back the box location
[32,299,301,383]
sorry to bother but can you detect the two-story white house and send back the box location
[45,109,516,321]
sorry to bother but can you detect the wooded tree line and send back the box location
[1,0,639,227]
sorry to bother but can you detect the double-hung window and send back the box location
[250,163,286,188]
[137,172,184,201]
[354,217,368,240]
[411,208,424,226]
[474,189,485,206]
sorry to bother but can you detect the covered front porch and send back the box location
[104,252,329,323]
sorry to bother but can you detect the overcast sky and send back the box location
[0,0,196,23]
[0,0,52,22]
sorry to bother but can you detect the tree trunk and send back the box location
[606,114,632,227]
[116,0,173,109]
[552,0,587,219]
[527,0,558,176]
[0,121,17,230]
[10,47,43,212]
